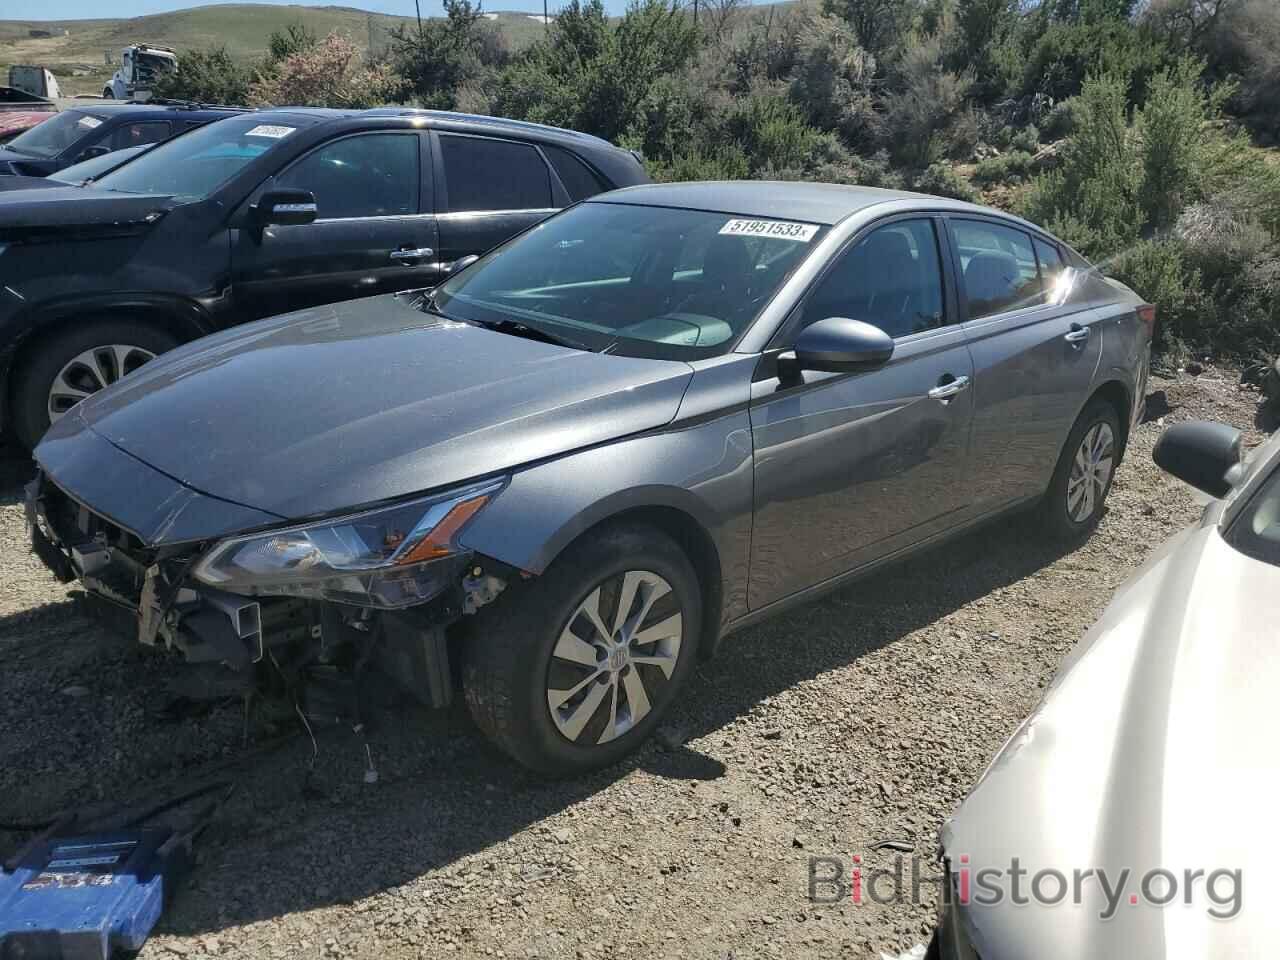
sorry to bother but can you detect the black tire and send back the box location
[102,88,114,99]
[1039,398,1123,541]
[11,319,179,450]
[463,523,702,776]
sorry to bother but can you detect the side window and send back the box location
[542,144,608,201]
[1033,237,1067,301]
[950,219,1040,319]
[277,134,418,220]
[802,219,945,338]
[110,121,170,151]
[440,135,552,213]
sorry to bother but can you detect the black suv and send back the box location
[0,108,649,448]
[0,102,246,178]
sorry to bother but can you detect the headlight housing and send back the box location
[193,480,502,608]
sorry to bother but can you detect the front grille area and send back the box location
[38,476,155,606]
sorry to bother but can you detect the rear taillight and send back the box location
[1137,304,1156,341]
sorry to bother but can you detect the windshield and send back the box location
[6,110,102,158]
[51,143,150,184]
[432,202,825,360]
[1225,455,1280,567]
[95,114,309,201]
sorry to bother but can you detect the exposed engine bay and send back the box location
[25,472,510,715]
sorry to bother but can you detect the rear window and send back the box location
[542,144,608,201]
[440,134,552,212]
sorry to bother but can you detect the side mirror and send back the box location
[1153,421,1243,499]
[252,189,318,228]
[786,317,894,374]
[446,254,480,275]
[77,145,110,163]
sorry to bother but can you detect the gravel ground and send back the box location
[0,366,1269,960]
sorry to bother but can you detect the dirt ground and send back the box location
[0,366,1268,959]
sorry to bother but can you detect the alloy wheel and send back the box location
[546,569,684,746]
[47,344,157,423]
[1066,421,1115,523]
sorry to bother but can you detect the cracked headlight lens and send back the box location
[193,480,502,608]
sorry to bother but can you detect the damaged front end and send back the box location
[25,471,511,711]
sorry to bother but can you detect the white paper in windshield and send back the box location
[76,116,103,129]
[245,124,296,139]
[719,218,819,242]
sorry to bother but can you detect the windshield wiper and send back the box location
[468,317,591,351]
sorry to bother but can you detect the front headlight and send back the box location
[193,480,503,608]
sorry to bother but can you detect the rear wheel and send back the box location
[102,88,114,99]
[11,319,178,449]
[463,524,702,776]
[1040,398,1122,540]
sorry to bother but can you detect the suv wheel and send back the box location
[463,524,702,776]
[1040,398,1122,540]
[12,319,178,449]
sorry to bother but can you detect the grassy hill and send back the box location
[0,3,550,95]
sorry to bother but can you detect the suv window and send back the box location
[278,133,418,220]
[440,135,552,212]
[950,219,1040,319]
[802,219,945,338]
[111,121,170,151]
[542,144,607,201]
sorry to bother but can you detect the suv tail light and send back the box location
[1137,304,1156,341]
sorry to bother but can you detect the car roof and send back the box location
[71,102,247,121]
[594,180,1040,229]
[245,106,622,153]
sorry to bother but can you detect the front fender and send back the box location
[459,410,756,627]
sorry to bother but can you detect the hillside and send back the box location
[0,3,549,95]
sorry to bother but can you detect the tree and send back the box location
[249,31,396,108]
[390,0,507,109]
[151,47,251,105]
[819,0,919,60]
[493,0,699,143]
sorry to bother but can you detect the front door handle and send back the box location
[928,374,970,401]
[1064,324,1091,345]
[389,247,434,261]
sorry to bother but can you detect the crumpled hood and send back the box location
[941,521,1280,958]
[0,184,172,242]
[54,294,694,530]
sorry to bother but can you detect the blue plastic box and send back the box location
[0,828,186,960]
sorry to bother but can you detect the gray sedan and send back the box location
[934,420,1278,957]
[29,182,1152,774]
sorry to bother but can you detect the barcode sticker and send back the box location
[719,218,819,242]
[245,124,295,139]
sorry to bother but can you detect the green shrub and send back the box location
[1039,97,1078,139]
[1009,123,1040,152]
[650,144,751,181]
[152,47,251,105]
[913,161,979,201]
[973,149,1036,184]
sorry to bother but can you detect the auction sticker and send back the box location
[719,218,819,242]
[77,116,103,129]
[245,124,296,139]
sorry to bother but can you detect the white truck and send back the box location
[102,44,177,101]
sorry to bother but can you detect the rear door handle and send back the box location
[1064,324,1090,345]
[928,375,970,401]
[389,247,434,261]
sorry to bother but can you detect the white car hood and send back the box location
[942,521,1280,958]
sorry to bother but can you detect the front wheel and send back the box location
[1039,398,1122,540]
[102,88,114,99]
[463,524,702,776]
[11,319,178,449]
